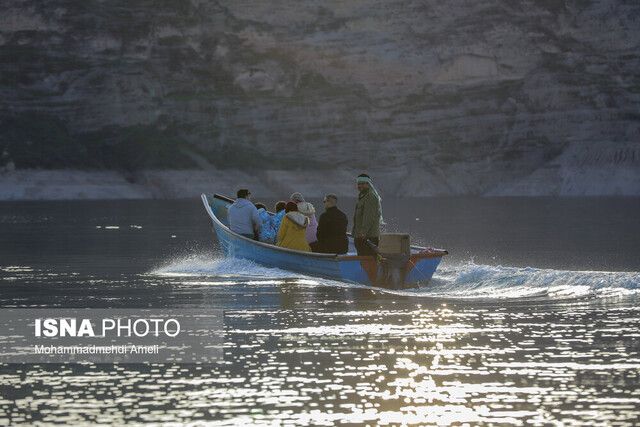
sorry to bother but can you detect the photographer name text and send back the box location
[34,344,160,355]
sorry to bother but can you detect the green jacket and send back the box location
[352,189,381,238]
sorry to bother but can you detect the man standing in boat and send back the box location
[353,173,383,256]
[228,188,262,239]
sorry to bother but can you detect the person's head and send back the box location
[297,202,315,217]
[357,173,371,193]
[285,201,298,213]
[274,201,286,213]
[237,188,251,199]
[323,194,338,209]
[254,203,267,211]
[290,192,305,203]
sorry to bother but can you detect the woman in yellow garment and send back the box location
[276,202,311,252]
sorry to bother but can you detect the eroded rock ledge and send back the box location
[1,159,639,202]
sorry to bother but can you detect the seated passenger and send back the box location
[310,194,349,254]
[227,188,262,239]
[254,203,276,244]
[272,201,287,243]
[290,192,318,244]
[276,202,311,252]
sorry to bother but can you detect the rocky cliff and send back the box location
[1,0,639,196]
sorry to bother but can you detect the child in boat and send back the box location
[254,203,277,244]
[276,202,311,252]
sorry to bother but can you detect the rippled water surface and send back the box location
[1,198,639,425]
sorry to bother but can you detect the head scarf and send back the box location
[357,176,385,225]
[285,201,299,213]
[297,202,315,217]
[290,192,305,203]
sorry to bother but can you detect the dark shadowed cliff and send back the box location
[1,0,639,196]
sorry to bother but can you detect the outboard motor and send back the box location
[376,233,412,289]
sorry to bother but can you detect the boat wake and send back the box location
[409,263,640,300]
[153,254,640,300]
[152,252,295,279]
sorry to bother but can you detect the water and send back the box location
[1,197,639,425]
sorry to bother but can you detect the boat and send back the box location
[201,193,448,289]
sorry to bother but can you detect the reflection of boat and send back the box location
[201,193,448,289]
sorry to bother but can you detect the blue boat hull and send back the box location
[201,194,447,288]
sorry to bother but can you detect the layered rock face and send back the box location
[1,0,639,195]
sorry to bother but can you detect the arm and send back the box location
[251,206,263,232]
[316,213,325,241]
[272,212,284,243]
[352,211,357,236]
[276,217,287,243]
[340,211,349,234]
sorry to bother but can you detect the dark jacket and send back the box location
[315,206,349,254]
[352,189,380,238]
